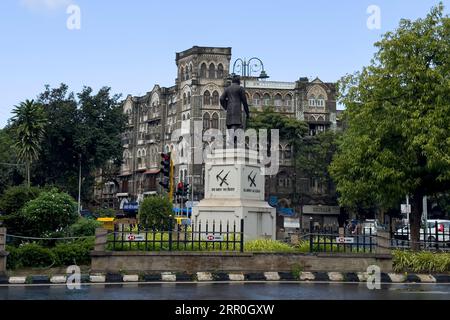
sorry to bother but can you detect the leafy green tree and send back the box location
[20,189,79,237]
[138,196,173,230]
[0,128,23,194]
[31,84,126,203]
[10,100,47,187]
[296,130,339,186]
[330,4,450,250]
[0,185,42,216]
[68,218,102,237]
[0,186,42,235]
[248,107,308,150]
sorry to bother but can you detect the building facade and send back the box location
[94,46,340,226]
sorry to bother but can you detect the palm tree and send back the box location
[11,100,47,187]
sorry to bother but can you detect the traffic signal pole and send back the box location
[169,157,174,202]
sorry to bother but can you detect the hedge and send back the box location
[6,239,94,270]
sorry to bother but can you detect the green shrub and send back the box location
[15,243,57,268]
[0,185,42,216]
[6,239,94,270]
[245,239,296,252]
[52,239,94,266]
[138,196,173,229]
[0,186,42,236]
[393,250,450,273]
[20,188,78,237]
[68,218,102,237]
[5,245,21,270]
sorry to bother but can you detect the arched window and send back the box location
[212,91,219,105]
[284,145,292,159]
[183,93,187,105]
[253,93,261,106]
[203,113,211,130]
[217,64,224,79]
[317,95,325,107]
[285,94,292,107]
[308,95,316,107]
[182,114,186,121]
[185,66,189,81]
[200,63,207,78]
[187,92,191,104]
[203,91,211,105]
[208,63,216,79]
[263,94,271,106]
[274,94,282,107]
[211,113,219,129]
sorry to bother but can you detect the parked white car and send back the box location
[362,219,380,235]
[394,220,450,245]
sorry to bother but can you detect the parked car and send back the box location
[362,219,381,235]
[394,220,450,245]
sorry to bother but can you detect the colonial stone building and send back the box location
[94,46,340,227]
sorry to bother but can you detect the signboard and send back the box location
[204,234,224,242]
[303,205,340,215]
[401,204,411,214]
[279,207,295,216]
[335,237,354,244]
[123,202,139,212]
[284,217,300,229]
[269,196,278,207]
[126,233,146,241]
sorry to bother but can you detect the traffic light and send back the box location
[159,153,171,191]
[176,182,184,196]
[183,183,190,197]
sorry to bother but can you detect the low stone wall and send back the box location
[90,251,392,274]
[90,228,392,274]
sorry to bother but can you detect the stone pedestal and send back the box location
[193,149,276,241]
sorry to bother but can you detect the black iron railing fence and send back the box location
[107,219,244,252]
[307,221,377,253]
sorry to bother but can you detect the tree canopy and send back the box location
[27,84,126,203]
[330,3,450,249]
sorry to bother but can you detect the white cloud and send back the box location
[20,0,72,11]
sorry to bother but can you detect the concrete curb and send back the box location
[2,272,450,285]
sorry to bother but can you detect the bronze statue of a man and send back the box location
[220,75,250,130]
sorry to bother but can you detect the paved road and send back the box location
[1,283,450,300]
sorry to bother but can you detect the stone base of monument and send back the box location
[192,148,276,241]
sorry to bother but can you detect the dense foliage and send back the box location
[330,4,450,249]
[6,239,94,269]
[138,196,173,229]
[19,189,79,237]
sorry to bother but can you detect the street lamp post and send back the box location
[230,57,270,89]
[228,56,270,130]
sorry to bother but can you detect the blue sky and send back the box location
[0,0,447,128]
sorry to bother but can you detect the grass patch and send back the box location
[393,250,450,273]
